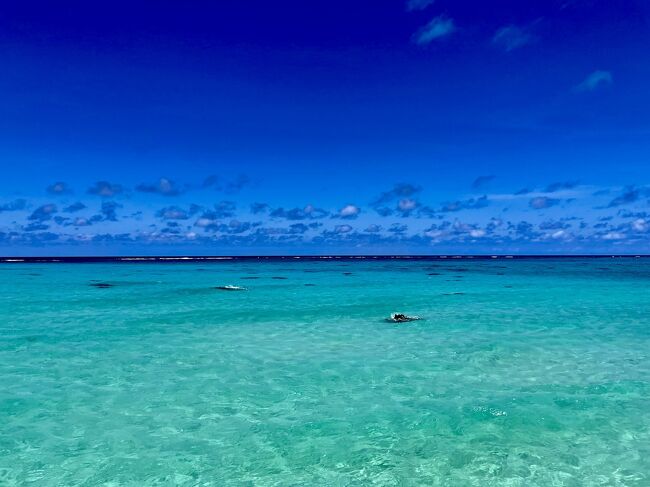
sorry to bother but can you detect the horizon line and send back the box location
[1,254,649,263]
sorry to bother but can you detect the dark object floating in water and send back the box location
[304,283,316,286]
[427,272,441,276]
[215,285,247,291]
[342,272,353,276]
[388,313,422,323]
[442,292,465,296]
[272,276,288,280]
[90,282,114,288]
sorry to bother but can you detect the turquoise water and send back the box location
[1,258,649,486]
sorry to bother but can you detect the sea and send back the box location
[1,256,649,486]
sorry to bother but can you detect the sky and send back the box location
[1,0,650,255]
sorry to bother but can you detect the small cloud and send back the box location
[0,199,27,212]
[99,201,122,222]
[396,198,420,217]
[251,202,270,214]
[549,229,569,240]
[224,175,251,194]
[195,217,219,231]
[375,207,393,217]
[270,205,328,220]
[529,196,560,209]
[618,209,647,219]
[413,16,455,45]
[515,221,540,239]
[441,195,488,212]
[406,0,435,11]
[28,204,57,222]
[212,201,237,219]
[631,218,648,232]
[46,181,73,195]
[539,219,570,230]
[255,222,320,237]
[87,181,124,197]
[575,70,613,92]
[388,223,408,234]
[337,204,360,219]
[373,183,421,206]
[364,224,382,233]
[203,174,251,193]
[602,231,626,240]
[472,175,495,189]
[24,222,50,232]
[70,217,92,227]
[92,233,133,243]
[607,186,640,208]
[202,175,220,188]
[194,202,237,230]
[63,202,87,213]
[492,25,533,51]
[136,178,185,196]
[544,181,578,193]
[156,205,201,220]
[334,224,353,234]
[416,205,437,218]
[287,223,311,234]
[223,220,255,234]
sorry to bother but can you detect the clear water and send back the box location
[1,258,649,486]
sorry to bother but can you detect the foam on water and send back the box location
[1,259,649,485]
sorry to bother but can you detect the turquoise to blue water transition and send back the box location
[1,258,649,486]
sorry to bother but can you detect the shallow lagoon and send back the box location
[1,258,649,485]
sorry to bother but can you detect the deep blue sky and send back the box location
[1,0,650,254]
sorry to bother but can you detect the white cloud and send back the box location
[406,0,435,11]
[338,204,360,219]
[413,16,455,45]
[602,231,625,240]
[632,219,647,232]
[575,70,613,92]
[195,218,217,228]
[492,25,533,51]
[398,198,417,211]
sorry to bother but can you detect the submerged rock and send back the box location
[215,285,247,291]
[388,313,422,323]
[90,282,114,288]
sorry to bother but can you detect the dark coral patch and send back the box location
[90,282,114,288]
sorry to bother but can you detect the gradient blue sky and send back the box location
[1,0,650,255]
